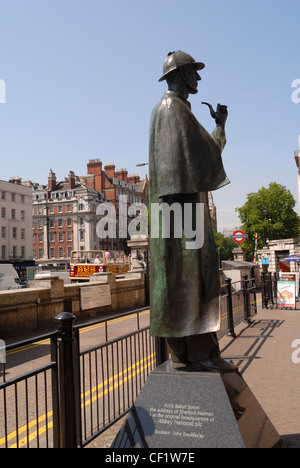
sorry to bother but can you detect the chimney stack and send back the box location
[68,171,76,189]
[48,170,56,191]
[87,159,103,192]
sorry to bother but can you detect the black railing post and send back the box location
[55,312,82,448]
[51,332,60,448]
[273,272,278,309]
[268,272,274,307]
[242,274,252,324]
[261,271,268,309]
[225,278,236,338]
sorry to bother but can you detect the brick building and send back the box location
[31,160,149,266]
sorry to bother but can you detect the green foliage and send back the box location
[236,182,300,259]
[213,231,236,261]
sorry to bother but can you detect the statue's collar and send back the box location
[164,90,191,110]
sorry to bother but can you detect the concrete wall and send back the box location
[0,269,146,340]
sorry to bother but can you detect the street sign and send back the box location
[231,230,248,243]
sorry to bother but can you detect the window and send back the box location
[21,210,25,221]
[12,246,17,258]
[67,204,72,212]
[20,195,25,204]
[11,209,16,220]
[58,219,63,228]
[38,220,43,230]
[79,203,84,211]
[58,232,64,242]
[1,245,6,259]
[80,230,84,241]
[58,205,63,213]
[21,229,25,240]
[67,231,72,242]
[67,218,72,227]
[59,247,64,258]
[1,208,6,219]
[49,232,55,243]
[1,227,6,239]
[21,246,25,258]
[12,227,17,239]
[11,193,16,202]
[49,206,54,214]
[67,246,72,258]
[1,191,6,200]
[38,206,42,215]
[38,248,43,259]
[38,233,43,243]
[50,247,55,258]
[49,220,54,229]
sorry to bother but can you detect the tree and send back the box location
[236,182,300,259]
[213,231,236,263]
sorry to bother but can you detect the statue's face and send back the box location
[181,68,201,95]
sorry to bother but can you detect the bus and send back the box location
[69,250,130,282]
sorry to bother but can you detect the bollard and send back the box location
[225,278,236,338]
[55,312,82,448]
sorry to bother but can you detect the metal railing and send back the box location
[219,274,257,339]
[0,307,154,448]
[0,278,257,449]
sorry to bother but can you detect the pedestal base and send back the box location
[112,360,282,448]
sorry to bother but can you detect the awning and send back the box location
[283,255,300,262]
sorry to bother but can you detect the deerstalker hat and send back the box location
[158,50,205,82]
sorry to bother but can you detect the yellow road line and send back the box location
[6,310,150,357]
[0,411,52,447]
[0,352,155,448]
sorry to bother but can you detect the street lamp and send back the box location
[136,163,149,167]
[262,209,267,246]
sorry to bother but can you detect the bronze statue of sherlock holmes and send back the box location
[149,51,237,373]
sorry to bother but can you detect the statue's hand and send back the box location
[202,102,228,128]
[215,103,228,128]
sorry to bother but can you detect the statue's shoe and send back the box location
[188,356,238,373]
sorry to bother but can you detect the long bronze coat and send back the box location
[149,90,229,338]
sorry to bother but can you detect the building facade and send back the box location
[0,178,33,264]
[31,160,149,266]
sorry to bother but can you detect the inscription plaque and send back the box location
[80,284,111,310]
[112,360,282,448]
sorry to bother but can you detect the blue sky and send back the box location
[0,0,299,232]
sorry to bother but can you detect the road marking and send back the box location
[0,352,155,448]
[5,310,150,356]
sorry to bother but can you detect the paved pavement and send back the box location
[87,296,300,448]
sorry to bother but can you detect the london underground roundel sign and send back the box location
[231,230,248,243]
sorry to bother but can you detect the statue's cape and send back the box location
[149,90,230,199]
